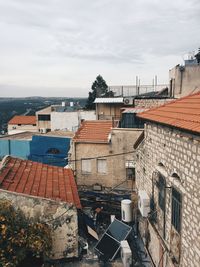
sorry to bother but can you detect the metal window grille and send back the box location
[158,174,166,211]
[171,188,182,233]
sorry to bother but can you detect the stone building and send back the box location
[70,120,143,189]
[135,92,200,266]
[8,115,37,135]
[0,156,81,260]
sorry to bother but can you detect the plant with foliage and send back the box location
[85,75,114,110]
[0,199,52,267]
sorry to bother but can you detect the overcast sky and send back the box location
[0,0,199,97]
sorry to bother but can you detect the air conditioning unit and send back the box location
[138,190,150,217]
[121,240,132,267]
[40,128,47,134]
[123,97,133,105]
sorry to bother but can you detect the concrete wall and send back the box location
[70,128,142,188]
[0,190,78,260]
[0,140,30,159]
[36,106,51,131]
[136,122,200,266]
[51,110,96,132]
[169,65,200,98]
[29,135,71,167]
[8,124,37,135]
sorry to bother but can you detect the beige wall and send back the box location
[136,122,200,266]
[8,124,37,135]
[36,106,51,131]
[96,103,124,120]
[169,65,200,98]
[70,128,142,188]
[0,189,78,260]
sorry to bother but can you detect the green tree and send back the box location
[85,75,113,110]
[0,199,52,267]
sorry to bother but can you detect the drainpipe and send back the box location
[179,66,185,95]
[8,140,11,155]
[74,143,77,181]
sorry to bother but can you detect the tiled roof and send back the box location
[137,92,200,134]
[0,156,81,209]
[8,116,36,125]
[73,120,113,143]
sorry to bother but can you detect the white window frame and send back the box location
[97,158,107,174]
[81,159,91,174]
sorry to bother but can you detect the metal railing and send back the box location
[108,84,169,97]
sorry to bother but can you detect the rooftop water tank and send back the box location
[121,199,132,223]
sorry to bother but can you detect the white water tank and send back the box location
[121,199,132,223]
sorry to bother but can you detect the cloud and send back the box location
[0,0,199,96]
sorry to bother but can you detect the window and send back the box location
[97,159,107,174]
[157,174,166,211]
[126,168,135,180]
[46,148,60,154]
[38,114,51,121]
[81,159,91,174]
[171,187,182,233]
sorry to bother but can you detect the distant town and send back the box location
[0,97,87,134]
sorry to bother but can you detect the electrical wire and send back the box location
[68,150,135,162]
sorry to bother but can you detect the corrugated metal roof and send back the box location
[94,98,124,104]
[73,120,113,143]
[138,92,200,134]
[0,156,81,209]
[122,108,148,114]
[8,116,36,125]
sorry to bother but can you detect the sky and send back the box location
[0,0,199,97]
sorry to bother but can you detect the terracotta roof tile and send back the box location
[8,116,36,125]
[0,157,81,209]
[73,120,113,143]
[137,92,200,134]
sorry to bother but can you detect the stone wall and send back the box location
[0,190,78,260]
[70,128,142,188]
[134,98,173,109]
[136,122,200,266]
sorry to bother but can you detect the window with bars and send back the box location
[97,159,107,174]
[171,187,182,233]
[157,174,166,212]
[126,168,135,180]
[81,159,92,174]
[38,114,51,121]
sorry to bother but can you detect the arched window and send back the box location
[46,148,60,154]
[157,174,166,211]
[171,173,181,181]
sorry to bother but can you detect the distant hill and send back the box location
[0,97,87,134]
